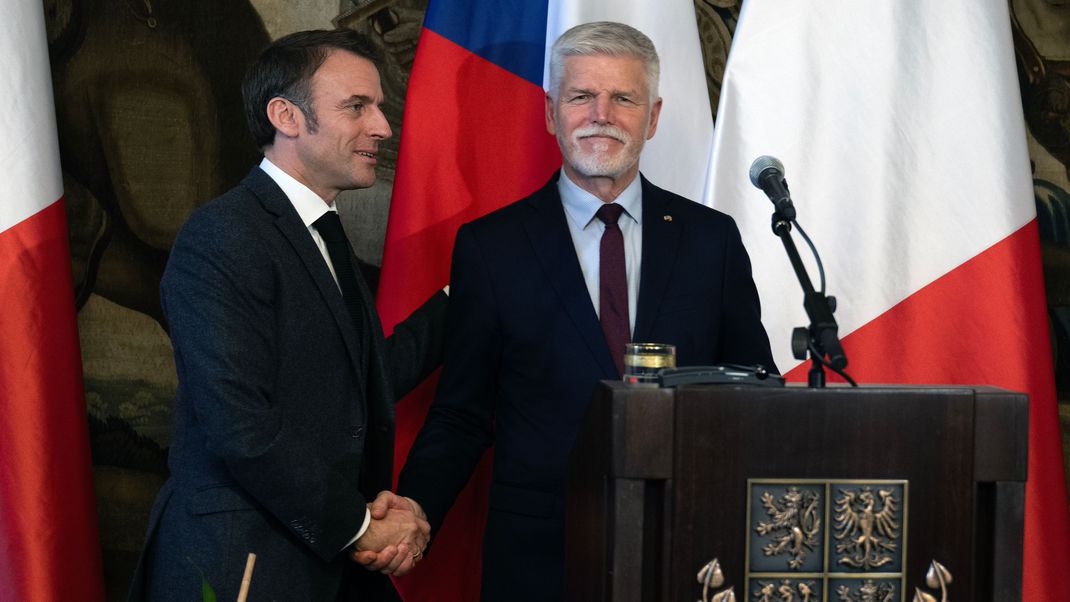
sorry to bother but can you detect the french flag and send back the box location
[0,1,105,600]
[712,1,1070,599]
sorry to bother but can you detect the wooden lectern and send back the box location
[566,383,1027,602]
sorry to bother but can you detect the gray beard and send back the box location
[559,126,643,179]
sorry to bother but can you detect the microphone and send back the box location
[749,156,796,220]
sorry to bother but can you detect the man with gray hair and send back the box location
[394,21,775,600]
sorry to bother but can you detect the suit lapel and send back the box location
[523,177,618,380]
[242,168,368,382]
[633,176,682,343]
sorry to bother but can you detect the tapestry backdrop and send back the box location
[44,0,1070,598]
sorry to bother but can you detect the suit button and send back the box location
[351,426,364,439]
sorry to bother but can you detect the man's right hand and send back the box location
[351,493,430,575]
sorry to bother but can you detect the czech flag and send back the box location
[377,0,715,599]
[381,0,1070,599]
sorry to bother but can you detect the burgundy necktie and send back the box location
[597,203,629,376]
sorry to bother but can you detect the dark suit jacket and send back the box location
[130,167,446,601]
[398,173,775,601]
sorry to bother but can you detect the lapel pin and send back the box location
[663,215,673,222]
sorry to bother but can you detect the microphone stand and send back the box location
[770,209,850,388]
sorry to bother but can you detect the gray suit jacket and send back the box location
[130,167,446,601]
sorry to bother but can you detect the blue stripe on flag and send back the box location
[423,0,549,86]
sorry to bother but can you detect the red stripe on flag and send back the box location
[787,220,1070,597]
[378,27,560,602]
[390,372,490,599]
[0,200,104,601]
[378,27,560,329]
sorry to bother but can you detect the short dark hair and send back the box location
[242,29,382,148]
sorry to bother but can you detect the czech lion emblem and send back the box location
[755,487,822,569]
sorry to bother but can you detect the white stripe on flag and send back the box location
[2,0,64,234]
[710,0,1035,372]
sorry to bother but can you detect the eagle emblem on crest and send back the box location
[833,487,900,570]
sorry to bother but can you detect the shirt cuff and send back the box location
[344,508,372,551]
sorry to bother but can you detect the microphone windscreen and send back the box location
[748,155,785,188]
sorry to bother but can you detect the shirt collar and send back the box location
[558,168,643,230]
[259,157,336,226]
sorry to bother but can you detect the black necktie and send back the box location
[596,203,629,376]
[313,211,364,334]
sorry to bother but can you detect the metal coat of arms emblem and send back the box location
[744,479,909,602]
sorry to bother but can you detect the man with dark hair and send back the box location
[129,29,445,601]
[392,21,776,601]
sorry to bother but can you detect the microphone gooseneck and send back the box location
[750,155,854,387]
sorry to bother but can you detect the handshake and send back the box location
[350,491,430,576]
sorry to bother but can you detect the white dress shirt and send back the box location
[259,157,346,290]
[557,169,643,333]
